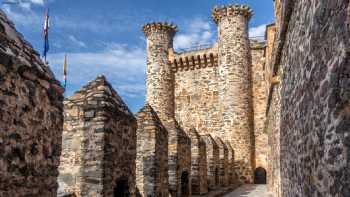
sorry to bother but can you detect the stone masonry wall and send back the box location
[213,5,255,183]
[279,0,350,196]
[188,128,208,195]
[136,104,168,197]
[251,41,268,172]
[174,47,220,136]
[58,76,136,197]
[0,11,64,196]
[201,134,219,190]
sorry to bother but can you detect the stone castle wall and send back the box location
[251,41,268,171]
[173,41,267,180]
[0,11,64,196]
[278,0,350,196]
[174,46,220,136]
[58,76,137,197]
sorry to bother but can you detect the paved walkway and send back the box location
[223,184,270,197]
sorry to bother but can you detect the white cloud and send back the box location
[2,5,41,26]
[174,18,216,51]
[249,24,266,40]
[68,35,87,48]
[29,0,45,5]
[48,43,146,99]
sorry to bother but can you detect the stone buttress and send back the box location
[201,134,219,190]
[213,4,255,183]
[214,137,229,187]
[143,22,191,197]
[0,11,64,197]
[225,142,237,185]
[58,76,137,197]
[188,128,208,195]
[135,104,168,196]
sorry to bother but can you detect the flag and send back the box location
[63,54,68,89]
[43,9,50,61]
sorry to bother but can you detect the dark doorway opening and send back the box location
[114,178,130,197]
[180,171,190,197]
[254,167,267,184]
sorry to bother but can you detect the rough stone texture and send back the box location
[278,0,350,196]
[201,134,219,190]
[251,41,268,172]
[213,5,255,183]
[173,46,220,137]
[188,128,208,195]
[143,22,192,197]
[0,10,64,197]
[266,82,281,197]
[264,21,282,197]
[225,142,236,185]
[135,104,168,197]
[58,76,137,197]
[214,137,229,187]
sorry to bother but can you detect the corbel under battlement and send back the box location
[170,43,219,73]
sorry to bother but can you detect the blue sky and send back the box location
[1,0,274,112]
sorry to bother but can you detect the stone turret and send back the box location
[143,22,191,197]
[143,22,177,121]
[213,4,255,183]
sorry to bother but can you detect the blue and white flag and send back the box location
[43,9,50,61]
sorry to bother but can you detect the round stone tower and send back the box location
[143,22,177,121]
[213,5,254,183]
[143,22,192,196]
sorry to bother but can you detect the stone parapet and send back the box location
[170,44,218,73]
[212,4,253,24]
[142,22,177,38]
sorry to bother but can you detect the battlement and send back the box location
[212,4,253,24]
[170,40,265,73]
[142,22,177,37]
[170,44,218,73]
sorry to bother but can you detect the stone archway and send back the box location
[254,167,267,184]
[180,171,190,197]
[114,178,130,197]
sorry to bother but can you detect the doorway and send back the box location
[180,171,190,197]
[114,178,130,197]
[254,167,267,184]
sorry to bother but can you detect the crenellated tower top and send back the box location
[142,22,177,38]
[212,4,253,24]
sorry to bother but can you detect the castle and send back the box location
[0,0,349,197]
